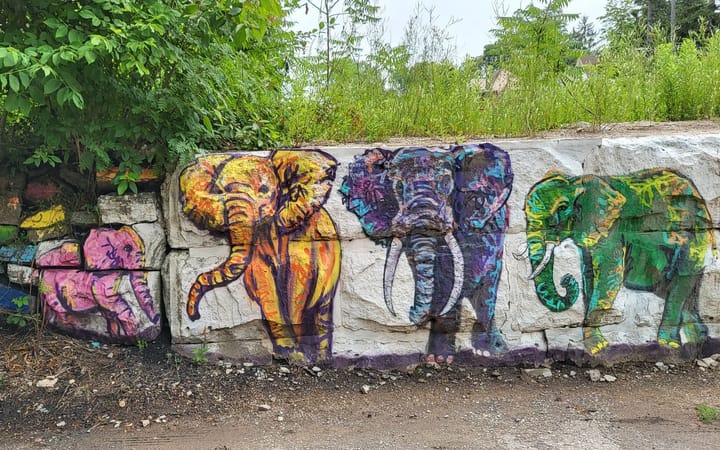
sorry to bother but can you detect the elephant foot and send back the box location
[471,328,507,355]
[426,354,453,365]
[681,321,708,343]
[583,327,609,355]
[426,329,456,365]
[658,327,682,349]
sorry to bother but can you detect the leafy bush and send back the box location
[0,1,296,192]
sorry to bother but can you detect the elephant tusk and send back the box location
[512,242,529,260]
[528,242,556,280]
[439,233,464,316]
[383,237,403,316]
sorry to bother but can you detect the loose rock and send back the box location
[586,369,602,382]
[36,376,58,388]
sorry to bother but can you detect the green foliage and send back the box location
[4,295,35,328]
[192,343,209,365]
[603,0,720,46]
[696,403,720,422]
[492,0,580,79]
[136,339,148,351]
[284,0,720,143]
[0,0,296,191]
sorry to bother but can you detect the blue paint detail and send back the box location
[0,285,30,313]
[0,245,37,264]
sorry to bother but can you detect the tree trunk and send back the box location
[670,0,677,44]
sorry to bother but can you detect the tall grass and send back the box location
[282,31,720,144]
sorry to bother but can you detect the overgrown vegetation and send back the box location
[0,0,297,192]
[2,0,720,180]
[284,0,720,143]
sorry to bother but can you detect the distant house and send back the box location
[469,69,515,95]
[576,55,598,68]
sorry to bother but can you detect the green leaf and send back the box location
[8,74,20,92]
[83,49,97,64]
[117,179,129,195]
[56,25,69,39]
[202,115,213,132]
[44,78,62,94]
[3,51,17,67]
[18,71,30,88]
[44,18,61,29]
[78,9,95,20]
[4,93,30,115]
[56,86,70,105]
[69,29,84,44]
[71,92,85,109]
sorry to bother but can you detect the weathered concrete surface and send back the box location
[97,192,160,225]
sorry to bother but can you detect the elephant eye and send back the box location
[438,175,453,194]
[124,245,132,253]
[258,185,270,194]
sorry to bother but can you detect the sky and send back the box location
[291,0,608,60]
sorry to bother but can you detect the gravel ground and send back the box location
[2,327,720,449]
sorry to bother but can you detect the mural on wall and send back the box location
[40,227,160,342]
[524,168,715,355]
[341,144,513,363]
[179,150,341,363]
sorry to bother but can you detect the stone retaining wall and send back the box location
[3,134,719,367]
[161,135,720,367]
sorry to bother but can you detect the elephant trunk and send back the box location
[407,235,437,325]
[186,197,256,321]
[527,233,579,312]
[130,272,159,324]
[383,232,464,325]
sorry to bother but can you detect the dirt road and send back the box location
[62,367,720,450]
[2,332,720,450]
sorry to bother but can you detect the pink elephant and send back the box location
[40,227,160,342]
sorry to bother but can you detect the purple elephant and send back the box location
[40,227,160,342]
[340,144,512,363]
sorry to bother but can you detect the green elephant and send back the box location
[524,168,715,355]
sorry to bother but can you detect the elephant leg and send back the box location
[287,218,341,363]
[427,306,460,364]
[467,237,507,355]
[92,276,139,338]
[658,273,705,347]
[42,283,76,327]
[424,242,459,364]
[582,243,625,355]
[244,257,297,359]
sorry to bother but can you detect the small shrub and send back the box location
[696,403,720,422]
[192,344,209,365]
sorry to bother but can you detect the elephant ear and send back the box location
[271,149,338,233]
[451,143,513,231]
[340,148,397,243]
[573,176,626,246]
[84,226,145,270]
[179,153,237,231]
